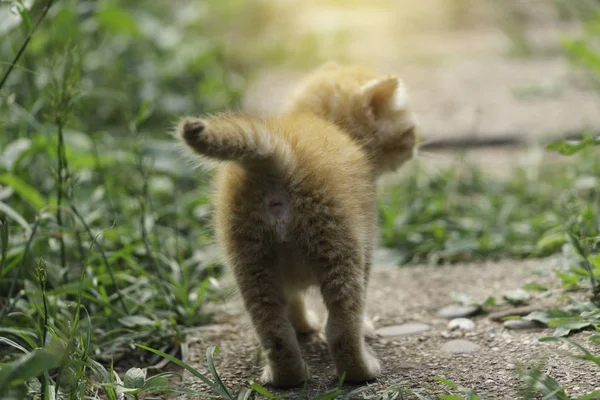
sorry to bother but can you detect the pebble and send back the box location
[438,304,480,319]
[440,339,480,354]
[448,318,475,331]
[376,323,431,337]
[503,319,547,330]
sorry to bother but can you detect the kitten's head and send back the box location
[288,62,418,176]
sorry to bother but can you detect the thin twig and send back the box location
[0,0,57,91]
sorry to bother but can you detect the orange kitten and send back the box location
[175,63,416,387]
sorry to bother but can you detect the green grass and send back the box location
[378,146,600,265]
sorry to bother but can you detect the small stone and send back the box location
[448,318,475,331]
[441,339,480,354]
[438,304,480,319]
[503,289,531,305]
[503,319,546,330]
[376,323,431,337]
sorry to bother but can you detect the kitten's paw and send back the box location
[339,351,381,383]
[260,361,307,388]
[292,309,321,335]
[362,316,376,339]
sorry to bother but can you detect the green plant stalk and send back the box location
[70,205,129,315]
[56,113,68,282]
[0,215,40,325]
[53,48,80,284]
[0,0,57,91]
[0,215,8,276]
[36,258,49,399]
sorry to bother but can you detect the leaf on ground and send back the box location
[522,282,549,292]
[123,367,146,389]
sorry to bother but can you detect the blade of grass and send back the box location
[206,345,232,399]
[0,0,57,90]
[135,343,232,400]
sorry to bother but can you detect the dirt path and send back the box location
[182,260,599,399]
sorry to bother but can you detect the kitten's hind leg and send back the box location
[288,292,321,335]
[313,240,381,382]
[230,248,306,387]
[362,242,377,338]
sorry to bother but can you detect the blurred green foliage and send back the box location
[1,0,247,141]
[378,149,600,265]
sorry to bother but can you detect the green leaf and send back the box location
[15,1,33,33]
[142,375,171,390]
[537,232,566,251]
[590,253,600,269]
[1,138,32,170]
[539,336,600,366]
[136,100,154,127]
[519,367,568,400]
[248,384,278,399]
[0,347,63,389]
[547,317,591,333]
[524,310,573,324]
[553,326,572,337]
[434,376,458,390]
[545,135,600,155]
[118,315,155,328]
[0,201,29,231]
[482,296,497,306]
[236,388,254,400]
[123,367,146,389]
[555,271,580,288]
[579,390,600,400]
[95,4,139,36]
[134,344,228,399]
[312,389,342,400]
[206,346,232,399]
[0,174,45,210]
[522,283,548,292]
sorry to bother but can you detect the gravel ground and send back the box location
[180,259,600,399]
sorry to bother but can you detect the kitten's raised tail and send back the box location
[176,113,295,172]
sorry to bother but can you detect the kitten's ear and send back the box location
[361,77,406,116]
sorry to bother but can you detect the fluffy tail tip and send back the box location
[177,118,206,148]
